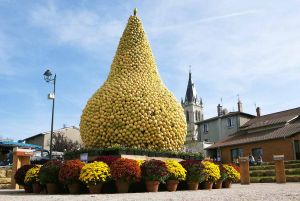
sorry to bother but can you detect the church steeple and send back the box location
[184,69,199,105]
[182,67,204,145]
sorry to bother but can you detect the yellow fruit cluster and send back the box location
[80,11,186,151]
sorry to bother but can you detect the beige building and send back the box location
[197,105,255,143]
[24,126,82,151]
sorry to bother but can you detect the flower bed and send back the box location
[16,157,240,194]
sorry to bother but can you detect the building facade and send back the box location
[197,107,255,143]
[24,126,82,151]
[207,107,300,163]
[181,71,255,155]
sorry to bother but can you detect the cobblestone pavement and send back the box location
[0,183,299,201]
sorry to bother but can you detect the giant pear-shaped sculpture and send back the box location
[80,11,187,151]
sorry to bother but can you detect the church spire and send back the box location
[184,67,199,104]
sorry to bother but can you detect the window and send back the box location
[197,111,201,121]
[227,117,234,128]
[294,140,300,160]
[186,111,189,122]
[252,148,263,160]
[203,123,208,133]
[231,148,243,162]
[195,112,198,121]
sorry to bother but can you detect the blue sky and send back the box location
[1,0,300,140]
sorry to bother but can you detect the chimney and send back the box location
[238,100,243,112]
[256,107,261,117]
[217,104,223,116]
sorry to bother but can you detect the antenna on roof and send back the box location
[189,65,191,73]
[237,94,240,101]
[220,97,223,106]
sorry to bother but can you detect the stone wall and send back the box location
[0,167,12,189]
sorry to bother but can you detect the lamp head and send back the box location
[43,69,53,82]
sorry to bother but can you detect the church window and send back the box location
[198,111,201,121]
[186,111,189,122]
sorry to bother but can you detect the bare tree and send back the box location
[51,131,80,152]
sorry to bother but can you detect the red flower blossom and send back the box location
[93,156,119,166]
[59,160,84,185]
[111,158,141,183]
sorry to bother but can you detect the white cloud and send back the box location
[30,2,124,53]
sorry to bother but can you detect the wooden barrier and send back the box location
[239,157,250,185]
[273,155,286,184]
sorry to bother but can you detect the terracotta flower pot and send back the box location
[145,181,160,192]
[222,180,232,188]
[166,180,179,192]
[68,183,81,194]
[115,180,130,193]
[89,183,103,194]
[23,185,32,193]
[46,183,59,194]
[187,181,199,190]
[213,180,223,189]
[203,181,213,190]
[32,183,41,194]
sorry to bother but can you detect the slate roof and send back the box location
[196,111,255,124]
[241,107,300,130]
[184,71,198,104]
[206,107,300,149]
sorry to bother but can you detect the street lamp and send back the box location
[43,69,56,160]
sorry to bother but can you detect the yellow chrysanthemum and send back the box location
[223,164,240,181]
[79,161,111,186]
[165,159,186,181]
[202,161,220,182]
[24,165,41,184]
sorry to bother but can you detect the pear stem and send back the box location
[134,8,137,16]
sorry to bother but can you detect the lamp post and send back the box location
[43,69,56,160]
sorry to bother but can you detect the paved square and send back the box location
[0,183,299,201]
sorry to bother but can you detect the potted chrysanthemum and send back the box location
[111,158,141,193]
[24,165,42,193]
[201,161,221,190]
[180,160,204,190]
[222,164,240,188]
[39,160,62,194]
[213,163,228,189]
[14,164,36,193]
[79,161,111,194]
[141,159,169,192]
[165,160,186,192]
[59,160,84,194]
